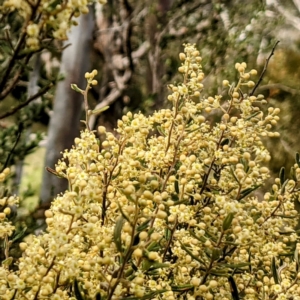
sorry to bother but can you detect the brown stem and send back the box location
[200,257,214,284]
[162,217,178,261]
[200,129,226,195]
[107,208,138,300]
[0,83,53,120]
[250,41,280,96]
[101,172,108,223]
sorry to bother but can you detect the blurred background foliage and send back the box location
[1,0,300,229]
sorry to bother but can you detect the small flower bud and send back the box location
[222,80,229,87]
[179,53,186,61]
[247,81,255,88]
[133,248,143,258]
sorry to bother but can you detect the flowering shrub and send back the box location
[1,0,107,47]
[1,44,300,300]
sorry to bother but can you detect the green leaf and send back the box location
[208,269,229,276]
[290,167,297,181]
[188,230,206,243]
[2,257,13,267]
[180,242,205,265]
[122,289,167,300]
[295,248,299,272]
[46,167,65,178]
[248,248,252,273]
[280,179,289,195]
[171,284,194,291]
[114,216,124,254]
[137,218,151,232]
[271,257,280,284]
[141,259,153,271]
[147,241,159,252]
[212,248,221,261]
[245,111,261,121]
[174,177,179,194]
[229,167,240,184]
[221,262,250,269]
[220,138,230,146]
[95,292,101,300]
[112,166,122,180]
[279,167,285,185]
[117,202,131,224]
[296,152,300,166]
[222,212,234,231]
[148,262,170,271]
[228,276,239,300]
[71,84,84,93]
[91,106,109,115]
[276,214,298,219]
[12,226,27,243]
[238,185,261,201]
[73,279,84,300]
[157,126,166,136]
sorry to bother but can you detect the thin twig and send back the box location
[1,123,23,172]
[257,83,300,95]
[0,0,42,95]
[0,83,53,120]
[250,40,280,96]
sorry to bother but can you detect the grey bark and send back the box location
[40,9,94,206]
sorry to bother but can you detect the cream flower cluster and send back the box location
[0,168,18,239]
[1,44,300,300]
[1,0,107,49]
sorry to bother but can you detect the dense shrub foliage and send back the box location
[1,44,300,300]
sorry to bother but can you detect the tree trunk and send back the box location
[40,8,94,206]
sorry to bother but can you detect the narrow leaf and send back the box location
[212,248,221,261]
[157,126,166,136]
[46,167,64,178]
[229,167,240,184]
[174,177,179,194]
[228,276,239,300]
[279,167,285,185]
[296,152,300,166]
[222,212,234,231]
[137,218,151,232]
[117,202,131,224]
[141,259,153,271]
[271,257,279,284]
[73,279,84,300]
[171,284,194,291]
[209,269,229,276]
[12,226,27,242]
[280,179,289,195]
[290,167,297,181]
[70,84,84,93]
[2,257,13,266]
[220,138,230,146]
[295,248,299,272]
[114,216,124,254]
[95,292,101,300]
[238,185,261,201]
[180,242,205,265]
[220,262,250,269]
[148,262,170,269]
[122,289,167,300]
[245,111,261,121]
[248,248,252,273]
[91,106,109,115]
